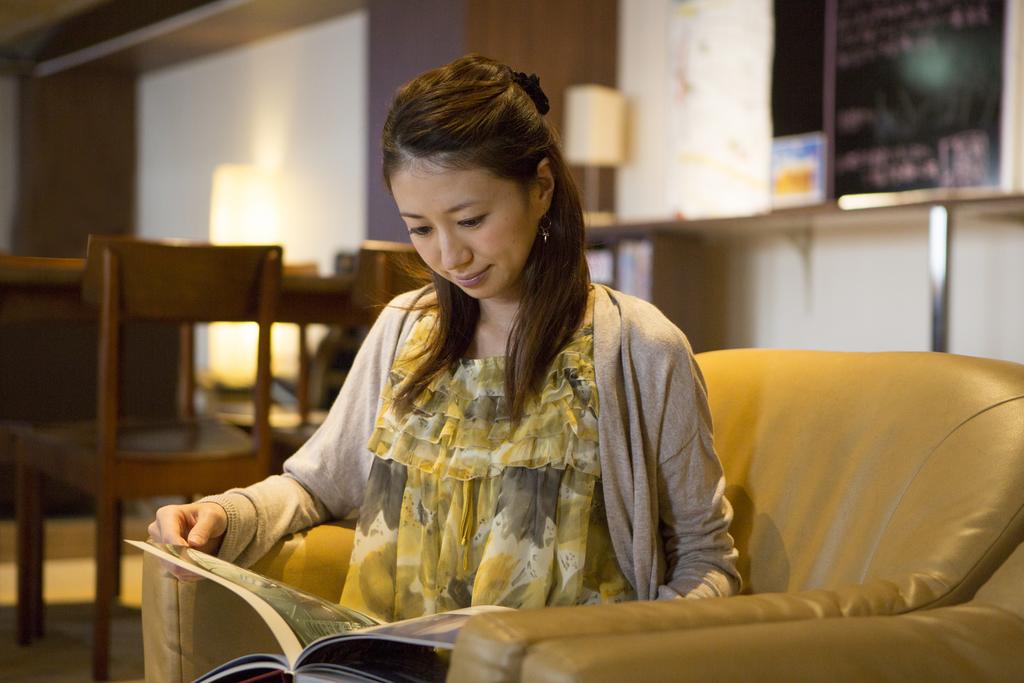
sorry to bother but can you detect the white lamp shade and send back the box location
[563,84,627,167]
[207,163,296,386]
[209,164,280,244]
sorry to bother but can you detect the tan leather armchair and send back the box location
[498,539,1024,682]
[142,350,1024,681]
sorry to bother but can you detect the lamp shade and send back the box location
[207,164,289,387]
[563,84,627,167]
[209,164,280,244]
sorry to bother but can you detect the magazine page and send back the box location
[296,642,450,683]
[194,653,292,682]
[299,610,512,663]
[127,540,379,664]
[343,605,512,647]
[296,606,513,675]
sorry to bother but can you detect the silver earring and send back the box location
[540,216,551,244]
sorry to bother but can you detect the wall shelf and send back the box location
[589,189,1024,353]
[589,190,1024,240]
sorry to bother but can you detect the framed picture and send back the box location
[771,132,827,208]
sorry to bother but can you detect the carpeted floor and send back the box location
[0,602,145,682]
[0,517,147,682]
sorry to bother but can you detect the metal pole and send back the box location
[585,165,600,215]
[928,205,952,352]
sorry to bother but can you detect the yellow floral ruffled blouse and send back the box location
[339,294,634,622]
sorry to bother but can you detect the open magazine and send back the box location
[127,540,512,683]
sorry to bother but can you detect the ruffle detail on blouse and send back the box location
[367,314,600,482]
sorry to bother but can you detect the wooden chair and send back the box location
[14,236,282,680]
[2,255,102,575]
[271,240,424,457]
[306,240,424,408]
[350,239,425,311]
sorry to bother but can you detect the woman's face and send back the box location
[391,159,553,308]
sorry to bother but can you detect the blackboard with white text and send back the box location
[833,0,1006,196]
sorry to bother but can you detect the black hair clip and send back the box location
[511,70,550,116]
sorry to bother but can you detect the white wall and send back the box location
[712,222,929,352]
[618,0,1024,364]
[617,0,672,221]
[139,11,367,377]
[0,76,16,252]
[138,11,368,274]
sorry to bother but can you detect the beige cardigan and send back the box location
[206,285,739,600]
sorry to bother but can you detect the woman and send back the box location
[150,55,739,622]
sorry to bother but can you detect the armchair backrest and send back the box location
[695,349,1024,613]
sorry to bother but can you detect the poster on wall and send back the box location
[833,0,1008,197]
[666,0,774,219]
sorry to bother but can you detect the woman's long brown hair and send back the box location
[382,54,590,423]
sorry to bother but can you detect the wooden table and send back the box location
[0,256,368,321]
[0,255,374,422]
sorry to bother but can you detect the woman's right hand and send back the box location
[148,502,228,556]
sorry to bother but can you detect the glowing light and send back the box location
[207,164,297,386]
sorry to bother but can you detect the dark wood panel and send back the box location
[33,0,210,62]
[72,0,365,75]
[467,0,617,135]
[13,67,135,257]
[466,0,618,212]
[0,0,109,45]
[1,0,365,76]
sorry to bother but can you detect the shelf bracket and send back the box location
[785,227,814,312]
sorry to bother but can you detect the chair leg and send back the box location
[15,443,45,645]
[93,496,117,681]
[30,473,44,639]
[111,499,123,599]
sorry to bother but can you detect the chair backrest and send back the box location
[82,236,282,467]
[82,236,281,322]
[351,240,426,310]
[695,349,1024,612]
[2,252,184,423]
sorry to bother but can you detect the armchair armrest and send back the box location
[453,542,1024,682]
[518,604,1024,683]
[447,577,934,683]
[448,591,840,683]
[248,520,356,601]
[141,521,355,683]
